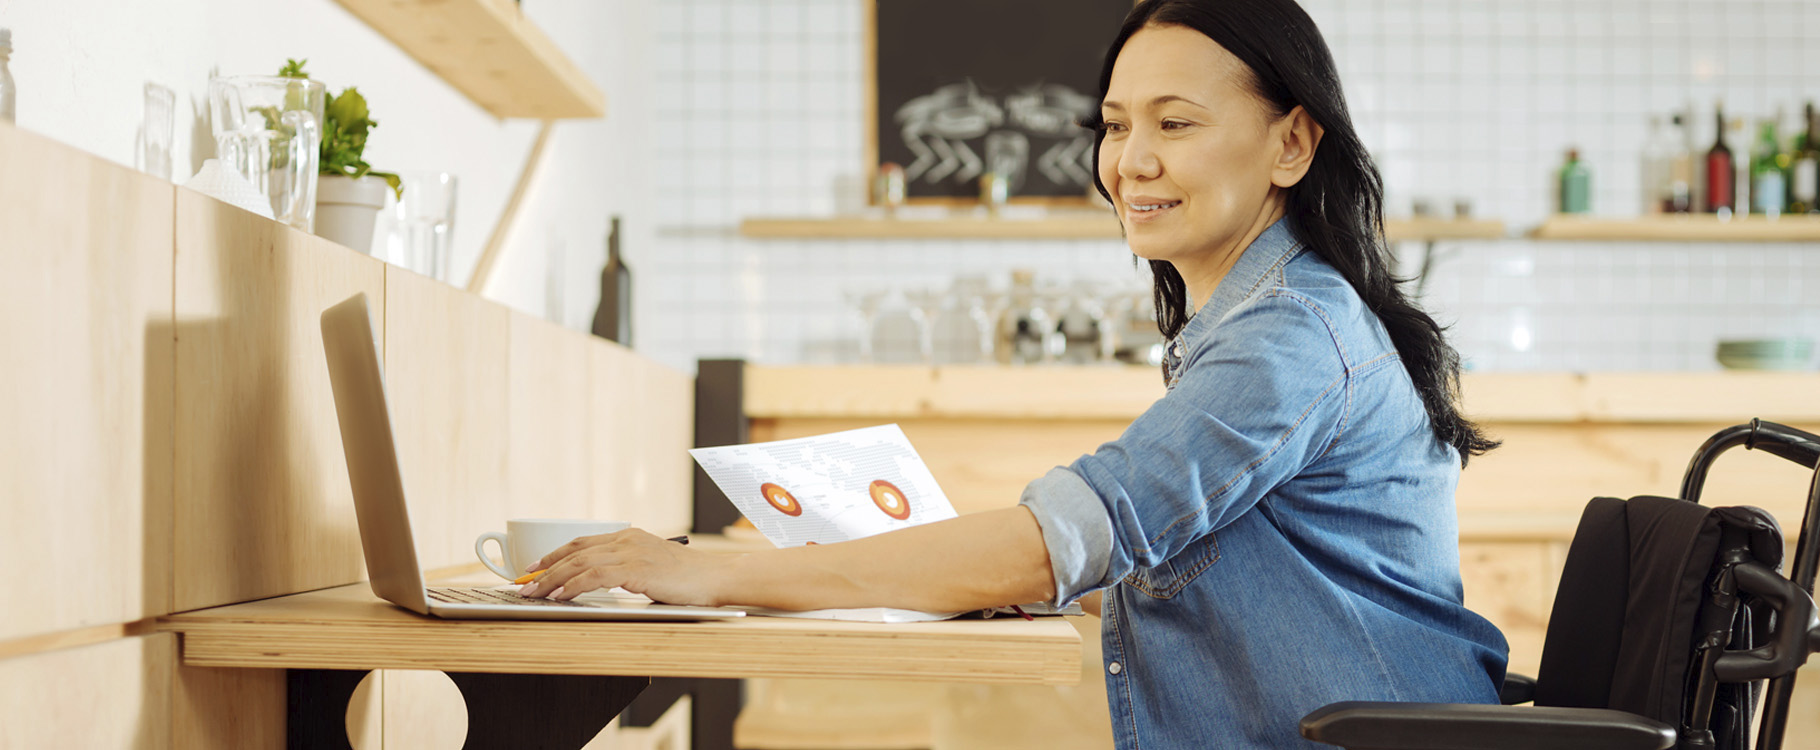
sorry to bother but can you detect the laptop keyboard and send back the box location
[428,587,591,608]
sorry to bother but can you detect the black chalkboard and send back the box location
[869,0,1132,203]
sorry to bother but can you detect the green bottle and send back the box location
[1750,120,1786,218]
[1558,148,1592,214]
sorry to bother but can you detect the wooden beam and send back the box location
[466,120,556,294]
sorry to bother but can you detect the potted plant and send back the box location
[278,59,401,253]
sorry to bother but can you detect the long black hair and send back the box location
[1088,0,1498,465]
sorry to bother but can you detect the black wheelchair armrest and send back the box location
[1299,701,1676,750]
[1499,673,1537,705]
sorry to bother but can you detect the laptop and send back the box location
[320,292,744,621]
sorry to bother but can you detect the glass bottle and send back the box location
[1558,148,1591,215]
[0,29,14,123]
[1790,103,1819,215]
[590,216,633,345]
[1641,116,1674,215]
[1750,118,1786,219]
[1664,113,1695,213]
[1706,102,1735,216]
[996,270,1052,365]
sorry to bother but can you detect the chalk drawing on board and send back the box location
[895,80,1005,184]
[893,79,1096,193]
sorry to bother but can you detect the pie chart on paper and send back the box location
[869,480,912,521]
[760,482,804,517]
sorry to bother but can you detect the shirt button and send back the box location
[1108,661,1123,675]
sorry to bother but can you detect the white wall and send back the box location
[7,0,1820,374]
[0,0,652,332]
[642,0,1820,373]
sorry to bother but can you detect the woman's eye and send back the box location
[1100,121,1127,134]
[1161,120,1190,130]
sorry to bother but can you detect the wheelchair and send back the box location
[1302,419,1820,750]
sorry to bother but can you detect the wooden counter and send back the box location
[745,366,1820,423]
[158,583,1082,686]
[737,364,1820,721]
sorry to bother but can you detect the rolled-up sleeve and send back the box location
[1019,466,1115,607]
[1022,291,1351,605]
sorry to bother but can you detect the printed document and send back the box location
[689,425,965,622]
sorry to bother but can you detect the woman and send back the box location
[522,0,1509,746]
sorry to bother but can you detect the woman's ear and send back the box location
[1270,105,1324,189]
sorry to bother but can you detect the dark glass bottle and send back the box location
[591,216,633,346]
[1706,103,1735,215]
[1791,102,1819,215]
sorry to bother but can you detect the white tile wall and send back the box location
[642,0,1820,373]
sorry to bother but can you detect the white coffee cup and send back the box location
[474,518,630,581]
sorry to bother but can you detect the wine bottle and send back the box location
[591,216,633,346]
[1706,102,1734,216]
[1791,102,1819,215]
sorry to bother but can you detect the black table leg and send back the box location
[447,672,650,750]
[288,669,371,750]
[287,669,650,750]
[622,677,744,750]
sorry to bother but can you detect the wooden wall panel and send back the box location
[1458,541,1561,678]
[170,661,284,750]
[505,312,594,521]
[591,340,694,534]
[0,634,174,749]
[384,269,511,572]
[0,124,174,640]
[380,670,470,750]
[173,188,388,612]
[1460,422,1820,528]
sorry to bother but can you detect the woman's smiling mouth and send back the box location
[1125,198,1182,222]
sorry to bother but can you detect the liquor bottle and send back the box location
[1558,148,1592,214]
[590,216,633,346]
[1665,113,1695,213]
[1641,116,1672,215]
[1791,102,1819,215]
[1750,118,1786,218]
[1706,102,1734,216]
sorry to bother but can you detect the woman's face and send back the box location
[1097,24,1288,268]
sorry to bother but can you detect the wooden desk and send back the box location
[158,583,1082,749]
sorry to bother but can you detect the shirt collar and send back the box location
[1186,217,1304,326]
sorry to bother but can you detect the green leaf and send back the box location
[326,87,370,130]
[371,171,405,201]
[311,80,393,183]
[278,58,309,79]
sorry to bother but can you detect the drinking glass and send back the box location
[137,82,174,181]
[389,172,458,283]
[208,75,325,231]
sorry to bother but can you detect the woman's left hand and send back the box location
[519,529,733,605]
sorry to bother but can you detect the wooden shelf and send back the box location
[740,215,1507,242]
[1532,215,1820,242]
[1386,218,1508,241]
[332,0,605,119]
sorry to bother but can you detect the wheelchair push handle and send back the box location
[1679,419,1820,504]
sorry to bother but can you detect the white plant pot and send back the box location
[314,174,389,254]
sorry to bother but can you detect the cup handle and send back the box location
[283,108,320,231]
[474,532,515,581]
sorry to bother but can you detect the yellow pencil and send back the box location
[512,535,689,584]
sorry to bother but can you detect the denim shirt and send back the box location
[1020,219,1509,749]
